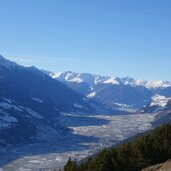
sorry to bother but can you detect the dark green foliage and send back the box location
[64,157,77,171]
[64,123,171,171]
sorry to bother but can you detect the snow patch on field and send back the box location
[73,103,84,109]
[87,91,96,98]
[25,108,43,119]
[32,98,44,103]
[0,109,18,129]
[0,102,23,112]
[1,97,14,104]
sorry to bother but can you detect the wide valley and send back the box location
[0,112,155,171]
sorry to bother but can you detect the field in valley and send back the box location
[0,113,155,171]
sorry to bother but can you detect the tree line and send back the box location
[64,122,171,171]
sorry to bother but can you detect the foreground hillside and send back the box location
[64,122,171,171]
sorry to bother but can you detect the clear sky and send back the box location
[0,0,171,80]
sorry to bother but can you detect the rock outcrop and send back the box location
[142,160,171,171]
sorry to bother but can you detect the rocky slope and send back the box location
[142,160,171,171]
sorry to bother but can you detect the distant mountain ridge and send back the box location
[48,71,171,89]
[45,71,171,108]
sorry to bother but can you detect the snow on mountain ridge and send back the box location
[145,81,171,89]
[51,71,110,86]
[50,71,171,89]
[0,55,170,89]
[103,77,120,85]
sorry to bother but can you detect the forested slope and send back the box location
[64,123,171,171]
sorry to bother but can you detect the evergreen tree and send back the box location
[64,157,77,171]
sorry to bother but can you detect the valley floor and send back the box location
[0,113,154,171]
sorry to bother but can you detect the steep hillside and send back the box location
[0,55,113,147]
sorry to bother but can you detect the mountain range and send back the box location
[45,71,171,109]
[0,55,171,147]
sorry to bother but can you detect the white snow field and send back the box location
[0,113,154,171]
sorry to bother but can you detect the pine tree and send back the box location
[64,157,77,171]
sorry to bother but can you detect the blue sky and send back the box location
[0,0,171,80]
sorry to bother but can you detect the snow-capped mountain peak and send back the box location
[121,76,136,85]
[48,71,171,90]
[49,71,139,87]
[103,77,120,85]
[145,80,171,89]
[51,71,83,83]
[49,71,110,86]
[135,79,148,87]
